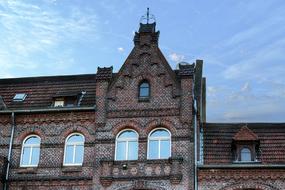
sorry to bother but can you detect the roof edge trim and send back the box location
[0,106,96,114]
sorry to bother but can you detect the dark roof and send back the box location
[203,123,285,165]
[178,63,195,77]
[0,74,97,110]
[96,67,113,80]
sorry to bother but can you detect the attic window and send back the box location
[54,98,65,107]
[13,93,27,102]
[232,126,260,163]
[53,96,78,107]
[138,80,150,101]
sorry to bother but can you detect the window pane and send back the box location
[140,83,149,88]
[21,147,31,165]
[140,87,149,97]
[118,131,137,139]
[25,136,40,144]
[128,141,138,160]
[31,147,40,165]
[75,145,84,164]
[148,140,159,159]
[241,148,251,161]
[65,145,74,164]
[116,141,126,160]
[150,129,170,138]
[160,140,170,159]
[68,134,84,143]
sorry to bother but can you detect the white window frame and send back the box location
[115,129,139,161]
[20,135,41,167]
[54,98,65,107]
[147,128,171,160]
[63,133,85,166]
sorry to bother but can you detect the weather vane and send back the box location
[140,8,156,24]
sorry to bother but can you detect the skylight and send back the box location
[13,93,27,102]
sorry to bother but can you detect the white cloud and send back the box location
[207,86,218,96]
[168,53,185,63]
[0,0,98,78]
[241,82,251,92]
[117,47,124,53]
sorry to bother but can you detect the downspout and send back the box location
[193,99,198,190]
[4,112,15,190]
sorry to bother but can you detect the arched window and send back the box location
[115,129,138,160]
[20,135,41,167]
[148,128,171,159]
[241,148,252,161]
[64,133,85,166]
[139,81,150,99]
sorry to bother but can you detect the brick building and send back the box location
[0,12,284,190]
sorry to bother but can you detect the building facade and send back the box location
[198,123,285,190]
[0,13,285,190]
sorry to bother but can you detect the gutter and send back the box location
[4,112,15,190]
[193,100,198,190]
[198,164,285,169]
[0,106,96,114]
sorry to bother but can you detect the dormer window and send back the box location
[54,98,65,107]
[139,80,150,100]
[13,93,27,102]
[232,126,260,163]
[52,92,82,107]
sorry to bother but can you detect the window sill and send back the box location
[138,97,150,102]
[232,160,261,164]
[17,167,37,174]
[62,166,83,172]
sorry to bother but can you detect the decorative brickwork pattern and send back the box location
[0,20,197,190]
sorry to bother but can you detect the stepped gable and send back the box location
[96,67,113,81]
[108,19,180,102]
[178,63,195,77]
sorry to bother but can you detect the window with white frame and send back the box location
[20,135,41,167]
[64,133,85,166]
[115,129,138,160]
[148,128,171,159]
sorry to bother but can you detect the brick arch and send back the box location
[135,72,156,84]
[16,127,44,144]
[61,126,93,143]
[145,119,177,136]
[221,183,280,190]
[112,120,143,137]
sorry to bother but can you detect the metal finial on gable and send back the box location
[140,8,156,24]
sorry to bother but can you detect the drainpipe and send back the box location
[193,100,198,190]
[4,112,15,190]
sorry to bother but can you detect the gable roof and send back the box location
[0,74,97,110]
[203,123,285,165]
[233,125,259,141]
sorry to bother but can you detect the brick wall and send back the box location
[0,22,196,190]
[198,168,285,190]
[1,112,94,189]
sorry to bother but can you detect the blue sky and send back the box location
[0,0,284,122]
